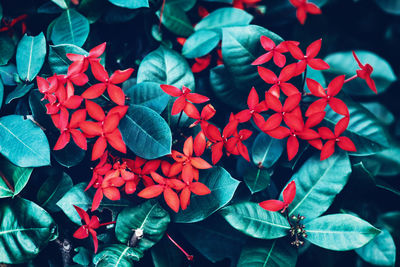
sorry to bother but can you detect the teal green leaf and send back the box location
[238,238,297,267]
[252,132,284,168]
[374,0,400,15]
[355,228,396,266]
[220,202,290,239]
[16,33,46,82]
[73,246,93,266]
[115,201,170,252]
[137,45,195,89]
[182,30,220,58]
[360,102,395,125]
[174,166,240,223]
[305,214,381,251]
[360,145,400,176]
[119,105,172,159]
[0,79,3,110]
[51,0,68,9]
[324,50,396,96]
[287,152,351,221]
[5,83,34,104]
[166,0,196,11]
[125,82,170,114]
[51,9,90,47]
[0,35,15,66]
[0,198,57,264]
[0,115,50,167]
[0,64,18,86]
[108,0,149,9]
[49,44,88,74]
[158,3,194,37]
[243,166,270,194]
[195,8,253,31]
[0,158,33,198]
[151,236,185,267]
[93,244,143,266]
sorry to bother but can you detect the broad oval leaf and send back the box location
[360,145,400,176]
[324,50,396,96]
[116,201,170,252]
[73,246,93,266]
[49,44,88,74]
[220,202,290,239]
[16,33,46,82]
[252,133,284,168]
[182,30,220,58]
[137,45,195,89]
[287,152,351,221]
[0,35,15,66]
[125,82,170,114]
[51,9,90,47]
[119,105,172,159]
[174,166,240,223]
[0,64,18,86]
[5,83,34,104]
[195,8,253,31]
[0,115,50,167]
[237,238,297,267]
[305,214,381,251]
[93,244,143,267]
[158,3,194,37]
[374,0,400,15]
[360,102,395,126]
[108,0,149,9]
[243,166,271,194]
[0,158,33,198]
[0,198,57,264]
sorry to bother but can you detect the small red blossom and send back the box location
[235,87,268,128]
[225,129,252,161]
[188,104,216,131]
[180,180,211,210]
[67,42,106,75]
[0,14,28,36]
[85,151,112,191]
[258,64,299,97]
[289,0,322,25]
[352,51,377,94]
[259,181,296,212]
[52,109,87,150]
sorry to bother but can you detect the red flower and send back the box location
[160,85,209,116]
[188,104,216,131]
[180,180,211,210]
[204,124,231,164]
[287,39,329,74]
[37,76,58,104]
[235,87,268,128]
[318,117,356,160]
[73,205,115,253]
[289,0,321,25]
[352,51,377,94]
[192,54,212,73]
[85,151,112,191]
[258,64,299,97]
[91,168,125,211]
[225,129,252,161]
[259,181,296,212]
[105,161,136,194]
[0,14,28,36]
[67,42,106,74]
[81,62,133,105]
[306,75,349,116]
[44,83,83,115]
[125,157,161,187]
[52,109,87,150]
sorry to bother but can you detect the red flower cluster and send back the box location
[289,0,322,25]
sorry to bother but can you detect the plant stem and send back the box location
[0,170,14,193]
[166,233,193,261]
[158,0,166,32]
[344,74,358,84]
[284,209,293,228]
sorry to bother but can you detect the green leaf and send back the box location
[305,214,381,251]
[16,33,46,82]
[374,0,400,15]
[5,83,34,104]
[119,105,172,159]
[108,0,149,8]
[195,8,253,31]
[158,3,194,37]
[0,158,33,198]
[93,244,143,266]
[37,169,73,212]
[51,9,90,47]
[287,152,351,221]
[360,145,400,176]
[115,201,170,252]
[237,238,297,267]
[174,166,240,223]
[0,198,57,264]
[48,44,88,74]
[252,132,284,168]
[324,50,396,96]
[182,30,220,58]
[125,82,170,114]
[355,228,396,266]
[324,99,389,156]
[243,166,270,194]
[166,0,196,11]
[0,79,3,110]
[360,102,395,126]
[137,45,195,89]
[51,0,68,9]
[220,202,290,239]
[0,35,15,66]
[73,246,93,266]
[151,236,185,267]
[0,64,18,86]
[0,115,50,167]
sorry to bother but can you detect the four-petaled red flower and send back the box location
[52,109,87,150]
[67,42,106,74]
[259,181,296,212]
[235,87,268,128]
[289,0,322,25]
[352,51,377,94]
[258,64,299,97]
[180,180,211,210]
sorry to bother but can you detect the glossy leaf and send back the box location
[93,244,143,267]
[0,35,15,66]
[125,82,170,114]
[48,44,88,74]
[0,64,18,86]
[5,83,34,104]
[16,33,46,82]
[360,102,395,126]
[165,0,196,11]
[252,133,284,168]
[220,202,290,239]
[0,198,57,264]
[195,8,253,32]
[158,3,194,37]
[243,166,271,194]
[72,246,92,266]
[374,0,400,15]
[324,50,396,96]
[51,0,68,9]
[116,201,170,252]
[51,9,90,47]
[305,214,381,251]
[137,45,195,89]
[174,166,240,223]
[0,115,50,167]
[237,238,297,267]
[287,152,351,221]
[360,145,400,176]
[119,105,172,159]
[0,158,33,198]
[0,79,3,110]
[182,30,220,58]
[108,0,149,9]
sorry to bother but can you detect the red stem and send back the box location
[166,233,194,261]
[99,221,116,227]
[0,170,14,193]
[344,74,358,84]
[158,0,166,32]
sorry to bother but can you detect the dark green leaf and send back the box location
[108,0,149,9]
[220,202,290,239]
[0,158,33,198]
[116,200,170,252]
[360,145,400,176]
[238,238,297,267]
[174,166,240,223]
[51,0,68,9]
[93,244,143,266]
[305,214,381,251]
[182,30,220,58]
[0,35,15,66]
[48,44,88,74]
[73,246,93,266]
[0,64,18,86]
[0,79,3,110]
[166,0,196,11]
[151,236,185,267]
[374,0,400,15]
[119,105,172,159]
[5,83,34,104]
[243,166,270,194]
[137,45,195,89]
[0,198,57,264]
[378,211,400,239]
[287,152,351,221]
[158,3,194,37]
[252,132,284,168]
[16,33,46,82]
[0,115,50,167]
[360,102,395,126]
[125,82,170,114]
[195,8,253,31]
[51,9,90,47]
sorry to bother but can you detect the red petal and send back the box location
[89,228,98,253]
[90,60,108,82]
[265,93,282,112]
[183,136,194,157]
[150,172,166,185]
[297,128,319,140]
[265,126,290,139]
[142,160,161,174]
[279,63,297,82]
[138,185,164,198]
[305,98,327,117]
[108,105,128,119]
[194,131,206,156]
[73,205,90,224]
[160,85,182,97]
[180,187,191,210]
[191,157,212,169]
[86,100,105,122]
[182,164,194,184]
[63,96,83,109]
[284,112,304,132]
[280,83,300,96]
[258,66,278,84]
[80,121,102,136]
[273,52,286,68]
[318,127,335,139]
[286,135,299,161]
[305,111,325,128]
[190,182,211,195]
[238,142,250,162]
[252,52,273,65]
[306,39,322,59]
[296,7,307,25]
[92,137,107,161]
[73,226,89,239]
[327,75,345,97]
[328,97,349,116]
[82,83,107,99]
[89,42,106,58]
[107,84,126,106]
[211,142,224,164]
[103,187,121,201]
[287,41,304,60]
[109,68,134,84]
[164,187,180,213]
[103,113,120,133]
[259,200,285,211]
[307,78,326,97]
[283,181,296,204]
[70,129,87,150]
[205,124,222,142]
[337,136,356,152]
[306,3,322,14]
[70,109,87,128]
[106,129,127,154]
[283,93,301,112]
[260,35,275,50]
[365,76,377,94]
[184,102,200,119]
[236,110,252,123]
[334,117,349,137]
[320,140,336,160]
[307,58,330,70]
[91,188,103,211]
[69,73,89,86]
[171,96,186,115]
[247,87,259,109]
[186,93,209,104]
[263,113,282,131]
